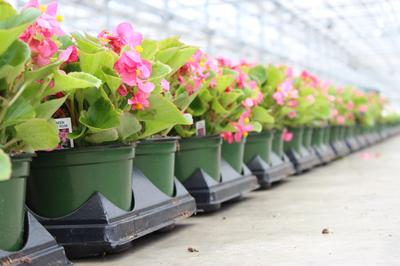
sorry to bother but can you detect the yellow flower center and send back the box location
[39,4,47,12]
[135,45,143,53]
[136,69,141,76]
[243,132,249,137]
[244,117,250,124]
[56,15,64,22]
[135,103,143,110]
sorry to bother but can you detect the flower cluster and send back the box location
[20,0,64,66]
[99,23,155,111]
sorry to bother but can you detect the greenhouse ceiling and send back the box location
[10,0,400,104]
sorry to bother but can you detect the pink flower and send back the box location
[117,84,128,96]
[243,98,254,108]
[288,110,297,119]
[346,101,354,110]
[359,105,367,113]
[160,79,170,92]
[306,95,315,104]
[285,67,294,79]
[336,115,345,125]
[279,80,293,93]
[331,109,339,117]
[58,45,78,63]
[273,91,285,105]
[221,132,233,144]
[98,22,142,54]
[288,99,298,108]
[282,128,293,142]
[128,90,150,111]
[114,51,152,87]
[137,80,155,94]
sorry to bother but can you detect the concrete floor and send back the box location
[75,137,400,266]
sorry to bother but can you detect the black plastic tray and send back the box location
[286,147,320,174]
[313,144,337,165]
[183,159,259,212]
[246,152,295,189]
[331,140,351,157]
[345,137,362,152]
[31,169,196,259]
[0,213,70,266]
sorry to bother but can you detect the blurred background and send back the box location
[9,0,400,106]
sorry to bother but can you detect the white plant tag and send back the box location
[55,118,74,149]
[196,120,206,137]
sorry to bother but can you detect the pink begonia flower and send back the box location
[160,79,170,92]
[58,45,78,63]
[331,109,339,117]
[114,51,152,87]
[285,67,294,79]
[273,91,285,105]
[249,80,258,89]
[320,80,331,90]
[243,98,254,108]
[232,110,253,143]
[236,70,246,88]
[288,99,298,108]
[128,91,150,111]
[282,128,293,142]
[346,101,354,110]
[301,70,319,87]
[20,0,64,66]
[221,132,234,144]
[288,110,297,119]
[254,91,264,105]
[117,84,128,97]
[306,95,315,104]
[336,115,346,125]
[137,80,155,94]
[288,89,298,99]
[358,105,367,113]
[279,80,293,93]
[328,95,335,102]
[98,22,143,54]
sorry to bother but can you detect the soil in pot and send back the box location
[175,135,222,183]
[27,145,135,218]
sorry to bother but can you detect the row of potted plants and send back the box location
[1,1,400,263]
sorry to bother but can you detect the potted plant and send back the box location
[171,52,259,212]
[25,16,197,257]
[0,2,73,264]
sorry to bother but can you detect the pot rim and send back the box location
[36,143,135,155]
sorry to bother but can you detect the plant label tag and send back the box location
[196,120,206,137]
[55,118,74,149]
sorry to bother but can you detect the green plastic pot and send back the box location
[243,131,273,165]
[284,127,303,153]
[175,135,222,183]
[28,145,135,218]
[133,138,177,196]
[222,138,246,173]
[272,129,284,158]
[323,127,331,144]
[0,156,31,251]
[329,126,340,143]
[302,127,313,149]
[311,127,324,147]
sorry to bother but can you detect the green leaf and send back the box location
[2,96,35,127]
[157,46,198,74]
[0,149,11,181]
[249,65,267,85]
[136,94,191,138]
[251,121,262,133]
[0,40,30,84]
[0,1,16,21]
[266,65,285,89]
[72,32,103,53]
[157,36,184,50]
[35,96,67,119]
[85,129,118,144]
[149,61,172,82]
[215,74,235,93]
[23,61,61,86]
[15,118,59,150]
[0,8,40,55]
[141,39,158,60]
[251,106,275,125]
[79,97,120,133]
[211,99,228,114]
[52,71,102,94]
[102,67,122,94]
[78,49,117,77]
[117,111,142,140]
